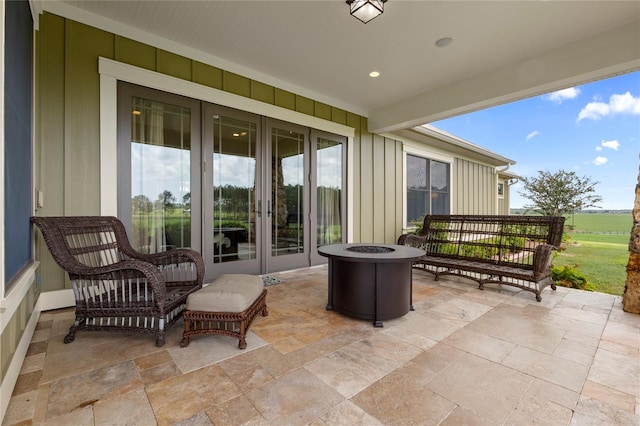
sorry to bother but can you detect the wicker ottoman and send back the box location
[180,274,268,349]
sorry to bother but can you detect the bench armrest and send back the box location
[532,243,555,277]
[398,234,428,251]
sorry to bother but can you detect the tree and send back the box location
[519,170,602,216]
[131,194,152,214]
[156,190,176,214]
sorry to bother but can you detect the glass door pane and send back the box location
[310,131,346,264]
[316,138,343,246]
[204,112,260,278]
[266,122,309,272]
[129,97,192,253]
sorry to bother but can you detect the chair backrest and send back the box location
[31,216,136,272]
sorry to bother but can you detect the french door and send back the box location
[119,85,345,281]
[202,106,317,278]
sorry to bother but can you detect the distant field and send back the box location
[565,212,632,233]
[556,213,631,296]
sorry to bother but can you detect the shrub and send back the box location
[552,264,594,291]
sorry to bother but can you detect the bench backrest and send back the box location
[419,215,565,269]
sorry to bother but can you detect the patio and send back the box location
[4,265,639,425]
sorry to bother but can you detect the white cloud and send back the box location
[592,156,608,166]
[545,87,580,103]
[578,91,640,121]
[525,130,540,141]
[600,139,620,150]
[595,146,602,151]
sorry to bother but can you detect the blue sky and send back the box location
[431,70,640,210]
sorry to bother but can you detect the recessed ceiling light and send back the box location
[435,37,453,48]
[369,71,380,78]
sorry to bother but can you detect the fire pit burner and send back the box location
[345,245,395,254]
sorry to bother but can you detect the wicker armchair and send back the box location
[31,216,204,346]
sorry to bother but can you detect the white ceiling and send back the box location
[50,1,640,133]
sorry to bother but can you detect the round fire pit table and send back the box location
[318,243,425,327]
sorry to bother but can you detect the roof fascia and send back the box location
[390,127,515,167]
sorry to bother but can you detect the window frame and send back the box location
[403,145,453,229]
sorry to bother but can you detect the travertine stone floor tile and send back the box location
[35,319,53,331]
[304,354,373,398]
[46,360,143,419]
[206,394,266,426]
[32,382,50,424]
[138,359,183,387]
[551,305,610,327]
[3,389,37,425]
[601,320,640,350]
[93,388,156,425]
[231,363,275,393]
[505,378,578,425]
[352,369,456,426]
[319,400,384,425]
[570,396,640,426]
[429,296,493,322]
[168,331,267,373]
[91,334,166,366]
[439,406,494,426]
[561,289,616,310]
[587,347,640,397]
[487,317,567,354]
[329,333,421,383]
[271,335,306,353]
[135,349,174,370]
[553,337,598,366]
[502,345,590,392]
[18,352,45,374]
[609,302,640,328]
[245,368,344,426]
[11,369,42,396]
[41,405,94,426]
[25,339,48,356]
[598,339,640,357]
[29,327,51,343]
[173,411,214,426]
[39,345,102,384]
[146,364,241,426]
[441,327,517,363]
[539,312,605,341]
[582,380,637,413]
[381,324,439,351]
[426,352,533,424]
[398,310,468,342]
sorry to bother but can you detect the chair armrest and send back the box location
[532,244,555,276]
[128,248,205,286]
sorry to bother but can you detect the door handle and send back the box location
[257,200,262,218]
[267,200,272,217]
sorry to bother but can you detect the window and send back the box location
[406,154,450,224]
[498,182,505,198]
[4,0,33,288]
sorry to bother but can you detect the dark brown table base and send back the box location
[319,244,425,327]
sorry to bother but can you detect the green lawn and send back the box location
[555,213,630,296]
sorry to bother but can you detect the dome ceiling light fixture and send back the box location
[346,0,387,24]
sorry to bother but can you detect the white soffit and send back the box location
[50,1,640,132]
